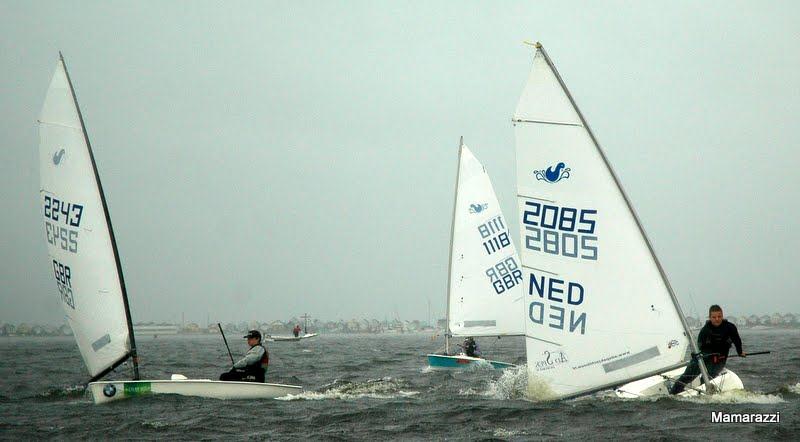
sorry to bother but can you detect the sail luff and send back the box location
[532,44,711,391]
[58,54,140,380]
[444,137,465,355]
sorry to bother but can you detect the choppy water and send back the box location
[1,329,797,440]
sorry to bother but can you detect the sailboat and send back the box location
[267,314,318,342]
[513,43,742,399]
[426,139,524,370]
[38,53,302,404]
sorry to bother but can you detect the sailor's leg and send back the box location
[707,360,726,379]
[219,370,245,381]
[669,359,700,395]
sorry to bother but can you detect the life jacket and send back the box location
[260,345,269,369]
[243,345,268,381]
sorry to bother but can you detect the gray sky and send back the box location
[2,1,798,325]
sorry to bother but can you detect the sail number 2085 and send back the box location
[522,201,598,260]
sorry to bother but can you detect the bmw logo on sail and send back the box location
[469,203,488,214]
[534,162,570,183]
[102,383,116,397]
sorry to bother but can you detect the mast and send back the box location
[526,42,712,392]
[59,53,140,381]
[444,137,465,355]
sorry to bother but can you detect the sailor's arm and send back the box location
[696,326,708,352]
[730,323,744,356]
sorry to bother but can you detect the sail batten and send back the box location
[447,144,525,339]
[39,55,137,379]
[515,45,699,399]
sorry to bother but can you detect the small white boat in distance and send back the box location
[39,54,302,404]
[268,333,318,342]
[615,367,743,398]
[268,314,318,341]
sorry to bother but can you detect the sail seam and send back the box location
[512,118,583,127]
[37,120,81,130]
[525,335,562,346]
[521,265,558,276]
[517,194,556,203]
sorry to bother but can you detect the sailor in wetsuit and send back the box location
[463,337,480,358]
[219,330,269,383]
[669,305,745,395]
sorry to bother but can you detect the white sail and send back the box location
[514,45,690,399]
[448,145,524,337]
[38,56,133,377]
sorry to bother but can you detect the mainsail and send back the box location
[514,44,703,399]
[446,143,524,339]
[38,54,138,380]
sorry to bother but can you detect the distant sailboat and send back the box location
[513,43,742,399]
[38,54,302,404]
[267,314,318,342]
[426,139,524,370]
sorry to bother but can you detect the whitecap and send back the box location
[679,389,785,404]
[276,377,419,401]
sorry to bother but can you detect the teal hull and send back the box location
[426,354,515,370]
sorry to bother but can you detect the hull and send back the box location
[88,378,303,404]
[615,367,743,398]
[426,353,515,370]
[268,333,318,342]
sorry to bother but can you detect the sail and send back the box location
[514,45,690,399]
[448,145,524,337]
[38,56,133,377]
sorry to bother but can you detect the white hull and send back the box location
[615,367,744,398]
[267,333,318,342]
[88,378,302,404]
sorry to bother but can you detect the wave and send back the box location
[35,384,86,400]
[493,428,525,438]
[678,389,786,404]
[456,365,550,401]
[277,377,419,401]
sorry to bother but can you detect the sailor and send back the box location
[463,337,480,358]
[219,330,269,383]
[293,324,302,337]
[669,305,745,395]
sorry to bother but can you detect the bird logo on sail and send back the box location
[52,148,66,166]
[469,203,489,214]
[534,162,570,183]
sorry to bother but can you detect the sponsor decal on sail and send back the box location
[534,350,569,372]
